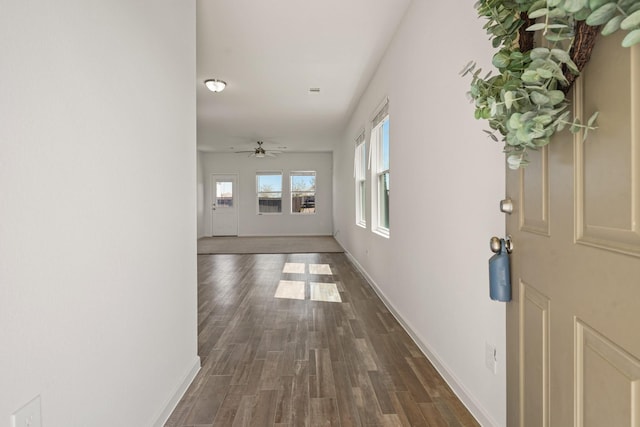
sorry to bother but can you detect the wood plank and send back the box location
[165,253,481,427]
[183,375,231,425]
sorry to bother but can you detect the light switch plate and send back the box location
[485,342,497,375]
[12,396,42,427]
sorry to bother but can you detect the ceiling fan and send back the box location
[235,141,283,158]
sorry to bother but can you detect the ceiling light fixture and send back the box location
[204,79,226,92]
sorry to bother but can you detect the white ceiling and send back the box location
[196,0,412,153]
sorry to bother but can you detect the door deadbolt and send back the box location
[500,198,514,214]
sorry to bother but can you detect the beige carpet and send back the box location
[197,236,344,254]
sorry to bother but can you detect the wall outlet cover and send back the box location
[12,395,42,427]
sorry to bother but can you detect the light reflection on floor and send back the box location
[310,282,341,302]
[274,280,305,300]
[309,264,332,275]
[282,262,306,274]
[276,263,340,302]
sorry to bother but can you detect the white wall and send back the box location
[201,152,333,237]
[0,2,198,426]
[197,153,206,238]
[333,1,506,426]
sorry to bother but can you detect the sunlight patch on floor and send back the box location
[309,264,332,275]
[283,263,306,274]
[275,280,305,300]
[310,282,342,302]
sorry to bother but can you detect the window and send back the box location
[371,101,389,236]
[216,181,233,208]
[256,172,282,213]
[291,171,316,214]
[354,131,366,227]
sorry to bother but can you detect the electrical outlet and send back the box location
[485,343,497,375]
[12,396,42,427]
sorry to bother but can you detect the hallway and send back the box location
[165,253,480,427]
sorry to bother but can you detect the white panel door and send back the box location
[211,174,238,236]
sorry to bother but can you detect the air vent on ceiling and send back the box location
[309,87,321,94]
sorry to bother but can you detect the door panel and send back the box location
[519,281,550,427]
[506,32,640,426]
[575,34,640,256]
[576,321,640,427]
[519,147,550,236]
[211,174,238,236]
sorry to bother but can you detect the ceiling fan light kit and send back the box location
[234,141,283,158]
[204,79,226,92]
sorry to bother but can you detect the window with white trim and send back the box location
[370,101,389,237]
[256,172,282,214]
[291,171,316,214]
[354,131,366,227]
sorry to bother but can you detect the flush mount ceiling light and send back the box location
[204,79,226,92]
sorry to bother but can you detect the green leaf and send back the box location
[508,113,522,130]
[530,91,550,105]
[548,8,567,18]
[564,0,588,13]
[547,0,562,6]
[587,111,599,127]
[589,0,613,9]
[570,118,582,134]
[601,15,624,36]
[621,10,640,30]
[521,70,540,83]
[622,29,640,47]
[550,48,571,63]
[565,58,580,75]
[530,47,550,60]
[537,67,553,79]
[527,22,547,31]
[460,60,475,76]
[528,0,547,13]
[628,3,640,15]
[504,91,514,109]
[586,2,618,26]
[507,155,524,170]
[547,90,566,105]
[529,8,549,18]
[492,51,511,68]
[574,8,592,21]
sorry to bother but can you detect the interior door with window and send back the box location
[506,34,640,426]
[211,174,238,236]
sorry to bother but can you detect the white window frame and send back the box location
[354,131,366,228]
[256,171,283,215]
[290,171,316,214]
[370,102,389,238]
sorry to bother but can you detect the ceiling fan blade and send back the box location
[266,152,277,157]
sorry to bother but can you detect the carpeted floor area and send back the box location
[197,235,344,254]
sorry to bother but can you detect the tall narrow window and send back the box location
[291,171,316,214]
[354,131,366,227]
[371,100,389,237]
[256,172,282,214]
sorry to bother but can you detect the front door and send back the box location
[211,174,238,236]
[506,34,640,426]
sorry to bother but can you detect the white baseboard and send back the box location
[152,356,201,427]
[344,250,498,427]
[237,233,334,237]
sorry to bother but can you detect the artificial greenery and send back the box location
[463,0,640,169]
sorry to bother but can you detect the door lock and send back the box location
[500,198,514,214]
[490,235,513,253]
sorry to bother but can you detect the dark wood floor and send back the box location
[165,253,480,427]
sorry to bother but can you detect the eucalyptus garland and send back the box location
[463,0,640,169]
